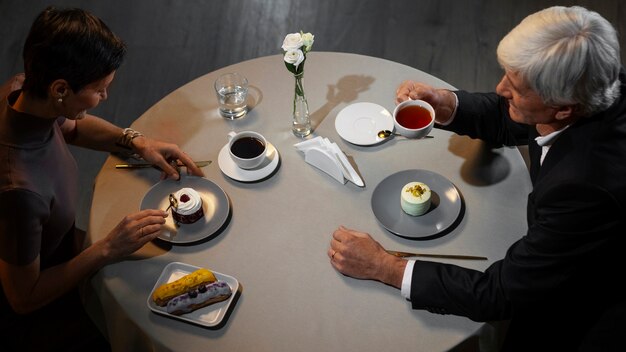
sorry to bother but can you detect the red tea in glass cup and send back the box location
[392,99,435,138]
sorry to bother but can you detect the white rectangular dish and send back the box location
[147,262,240,328]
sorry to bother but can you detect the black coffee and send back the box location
[231,137,265,159]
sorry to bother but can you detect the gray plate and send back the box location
[371,169,462,239]
[140,176,230,244]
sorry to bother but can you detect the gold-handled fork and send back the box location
[165,194,178,212]
[165,194,180,227]
[386,250,487,260]
[115,160,212,169]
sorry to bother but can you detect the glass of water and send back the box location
[214,72,249,119]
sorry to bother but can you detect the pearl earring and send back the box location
[57,97,63,103]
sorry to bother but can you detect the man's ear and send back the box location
[49,79,70,100]
[555,105,574,121]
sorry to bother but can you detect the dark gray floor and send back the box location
[1,0,625,228]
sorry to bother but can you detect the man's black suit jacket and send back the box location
[408,71,626,351]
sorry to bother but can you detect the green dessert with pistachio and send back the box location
[400,182,431,216]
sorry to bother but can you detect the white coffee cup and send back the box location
[392,99,435,138]
[227,131,267,169]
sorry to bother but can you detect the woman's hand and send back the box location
[328,226,406,288]
[0,208,170,313]
[101,209,168,261]
[131,137,204,180]
[395,80,457,124]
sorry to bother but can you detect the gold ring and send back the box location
[332,250,336,259]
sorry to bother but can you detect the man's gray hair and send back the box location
[497,6,621,116]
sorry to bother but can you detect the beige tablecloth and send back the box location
[87,52,531,351]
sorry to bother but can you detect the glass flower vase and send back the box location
[292,73,312,137]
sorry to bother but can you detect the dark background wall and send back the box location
[1,0,624,228]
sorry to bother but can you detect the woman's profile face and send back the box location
[63,71,115,120]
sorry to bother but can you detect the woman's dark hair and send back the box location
[22,7,127,99]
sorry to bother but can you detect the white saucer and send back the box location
[335,102,394,145]
[218,142,279,181]
[147,262,239,327]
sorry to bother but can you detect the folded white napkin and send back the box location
[294,136,364,187]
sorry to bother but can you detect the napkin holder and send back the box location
[304,147,346,184]
[294,137,323,152]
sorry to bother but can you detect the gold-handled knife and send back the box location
[115,160,212,169]
[386,250,487,261]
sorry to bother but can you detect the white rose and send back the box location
[282,33,303,51]
[301,32,314,52]
[284,49,305,69]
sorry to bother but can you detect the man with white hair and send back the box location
[329,6,625,351]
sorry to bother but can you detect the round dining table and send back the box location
[87,52,532,351]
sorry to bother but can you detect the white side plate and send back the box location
[147,262,240,328]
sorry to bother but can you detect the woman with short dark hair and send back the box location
[0,7,203,351]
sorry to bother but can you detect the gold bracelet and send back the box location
[116,128,144,149]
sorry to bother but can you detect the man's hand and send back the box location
[396,80,457,124]
[328,226,406,288]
